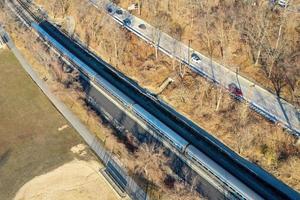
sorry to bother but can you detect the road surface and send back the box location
[89,0,300,136]
[32,19,300,199]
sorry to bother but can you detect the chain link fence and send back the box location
[88,132,148,200]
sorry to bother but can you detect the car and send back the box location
[228,83,243,98]
[191,53,201,64]
[123,18,131,26]
[116,9,123,15]
[270,0,288,7]
[278,0,288,7]
[106,7,113,13]
[138,24,146,30]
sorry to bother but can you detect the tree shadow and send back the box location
[0,149,11,167]
[276,96,293,132]
[80,75,224,199]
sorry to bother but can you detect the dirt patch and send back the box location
[14,159,119,200]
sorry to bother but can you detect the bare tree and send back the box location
[51,0,70,18]
[151,11,171,60]
[170,22,184,76]
[239,1,298,98]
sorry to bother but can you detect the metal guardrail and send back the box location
[90,0,300,136]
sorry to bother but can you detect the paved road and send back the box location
[89,0,300,136]
[33,19,300,199]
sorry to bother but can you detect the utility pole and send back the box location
[138,0,141,15]
[190,0,195,29]
[188,39,192,66]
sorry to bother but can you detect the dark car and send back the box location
[228,83,243,98]
[106,7,113,13]
[191,53,201,64]
[123,18,131,26]
[116,9,123,15]
[138,24,146,30]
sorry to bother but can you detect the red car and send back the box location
[228,83,243,98]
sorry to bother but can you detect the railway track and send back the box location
[14,0,41,23]
[8,1,300,199]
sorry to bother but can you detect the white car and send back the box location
[270,0,288,7]
[191,53,201,64]
[278,0,288,7]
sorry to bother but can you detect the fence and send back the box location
[34,26,148,200]
[88,132,148,200]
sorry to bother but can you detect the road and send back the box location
[89,0,300,136]
[7,1,300,197]
[31,18,300,199]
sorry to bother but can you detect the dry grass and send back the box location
[0,15,204,199]
[30,0,300,192]
[0,49,104,200]
[117,0,300,101]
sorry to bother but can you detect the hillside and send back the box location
[118,0,300,104]
[31,0,300,192]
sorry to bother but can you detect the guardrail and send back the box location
[89,0,300,136]
[8,2,300,199]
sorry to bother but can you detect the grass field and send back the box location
[0,49,119,200]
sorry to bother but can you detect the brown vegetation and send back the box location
[0,7,203,199]
[2,0,299,193]
[32,0,300,191]
[118,0,300,103]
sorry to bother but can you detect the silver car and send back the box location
[191,53,201,64]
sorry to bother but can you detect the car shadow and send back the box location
[0,149,11,168]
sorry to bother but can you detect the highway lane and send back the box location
[89,0,300,136]
[33,19,300,199]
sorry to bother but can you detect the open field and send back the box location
[0,49,120,200]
